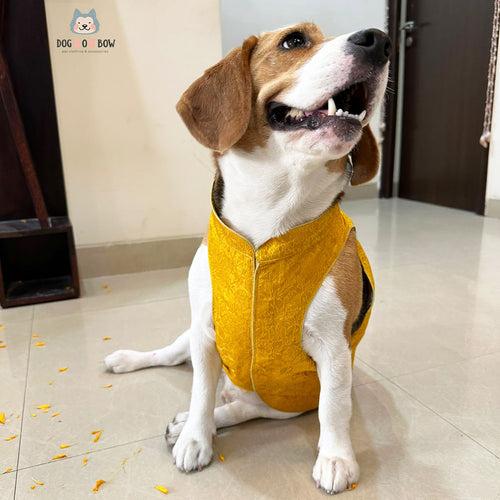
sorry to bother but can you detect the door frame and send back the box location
[381,0,490,215]
[380,0,401,198]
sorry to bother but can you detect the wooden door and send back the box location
[399,0,493,213]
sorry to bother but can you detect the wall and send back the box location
[44,0,221,248]
[220,0,386,54]
[486,39,500,217]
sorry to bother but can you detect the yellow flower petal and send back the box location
[58,367,68,373]
[102,336,112,341]
[59,443,71,449]
[34,342,46,347]
[102,384,112,389]
[4,435,17,441]
[31,413,37,418]
[91,430,102,443]
[48,381,54,386]
[350,483,358,490]
[218,453,225,462]
[3,467,13,474]
[51,412,60,418]
[32,333,40,338]
[154,485,169,495]
[37,404,51,410]
[0,412,5,424]
[0,324,4,331]
[82,456,89,466]
[51,454,67,460]
[32,479,44,486]
[0,345,6,349]
[30,485,36,490]
[92,479,106,492]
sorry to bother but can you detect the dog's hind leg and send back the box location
[166,378,301,445]
[104,328,190,373]
[166,399,300,445]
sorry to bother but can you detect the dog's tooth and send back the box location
[327,97,336,116]
[343,111,349,117]
[336,108,343,116]
[289,108,303,119]
[359,110,367,121]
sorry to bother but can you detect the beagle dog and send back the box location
[105,23,390,495]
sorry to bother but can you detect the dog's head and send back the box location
[177,23,390,185]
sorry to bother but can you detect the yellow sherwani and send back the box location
[208,202,374,413]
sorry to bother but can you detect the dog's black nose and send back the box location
[348,29,392,65]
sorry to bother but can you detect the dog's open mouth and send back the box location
[267,81,368,131]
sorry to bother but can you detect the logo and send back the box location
[70,8,100,35]
[55,8,117,54]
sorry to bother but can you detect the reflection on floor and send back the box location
[1,198,500,499]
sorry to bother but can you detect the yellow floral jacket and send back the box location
[208,202,374,413]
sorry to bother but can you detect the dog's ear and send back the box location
[350,125,380,185]
[176,36,258,153]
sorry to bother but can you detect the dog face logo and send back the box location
[70,9,100,35]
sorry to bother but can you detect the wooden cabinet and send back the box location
[0,0,80,307]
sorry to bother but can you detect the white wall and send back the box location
[220,0,386,54]
[45,0,221,247]
[486,40,500,210]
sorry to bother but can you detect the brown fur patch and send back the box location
[326,157,348,174]
[176,36,258,152]
[236,23,326,152]
[329,230,363,344]
[350,125,380,185]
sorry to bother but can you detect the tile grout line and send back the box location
[387,377,500,460]
[32,292,189,322]
[359,355,500,459]
[12,306,35,499]
[12,434,165,473]
[358,348,500,384]
[355,357,392,381]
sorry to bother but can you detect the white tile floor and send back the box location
[1,198,500,499]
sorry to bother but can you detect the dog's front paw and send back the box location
[172,425,213,472]
[312,454,359,495]
[104,349,148,373]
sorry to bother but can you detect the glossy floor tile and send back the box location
[19,298,192,469]
[33,268,189,320]
[11,381,500,499]
[0,306,33,325]
[393,351,500,457]
[0,320,32,475]
[1,198,499,499]
[0,475,15,500]
[356,262,500,377]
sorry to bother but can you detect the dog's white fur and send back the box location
[105,30,388,495]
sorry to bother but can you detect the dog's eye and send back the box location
[281,32,308,50]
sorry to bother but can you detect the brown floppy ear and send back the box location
[176,36,258,152]
[350,125,380,185]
